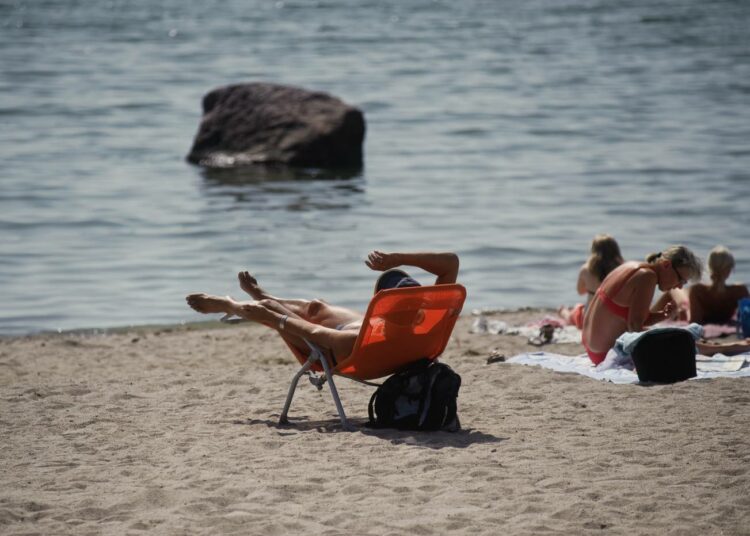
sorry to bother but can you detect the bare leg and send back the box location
[237,271,362,328]
[238,271,280,301]
[254,297,355,361]
[252,298,318,357]
[186,293,248,316]
[238,271,322,318]
[305,301,363,329]
[186,293,354,363]
[558,305,572,323]
[187,292,313,353]
[186,293,302,327]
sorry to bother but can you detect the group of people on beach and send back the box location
[186,240,749,370]
[559,236,749,363]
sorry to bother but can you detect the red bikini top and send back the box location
[596,265,654,320]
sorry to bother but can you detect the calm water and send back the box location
[1,0,749,335]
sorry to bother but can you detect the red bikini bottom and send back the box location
[582,334,608,365]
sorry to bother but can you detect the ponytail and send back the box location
[646,251,662,263]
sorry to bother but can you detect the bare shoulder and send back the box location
[617,267,656,299]
[579,265,599,290]
[632,266,657,285]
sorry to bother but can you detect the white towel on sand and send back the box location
[508,351,750,384]
[470,315,582,344]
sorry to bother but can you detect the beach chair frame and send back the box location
[279,284,466,428]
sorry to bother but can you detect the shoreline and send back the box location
[0,307,562,341]
[2,311,748,535]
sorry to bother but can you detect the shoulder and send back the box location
[632,266,657,284]
[579,265,598,285]
[620,267,657,296]
[607,261,637,278]
[578,262,594,280]
[614,265,655,295]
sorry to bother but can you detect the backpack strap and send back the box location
[443,392,458,429]
[367,390,378,425]
[417,364,443,427]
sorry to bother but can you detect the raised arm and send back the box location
[366,250,459,285]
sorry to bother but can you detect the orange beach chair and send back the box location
[279,283,466,428]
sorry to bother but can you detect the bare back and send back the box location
[583,262,657,354]
[689,283,749,324]
[577,264,601,302]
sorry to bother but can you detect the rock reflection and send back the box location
[200,165,363,184]
[198,165,365,212]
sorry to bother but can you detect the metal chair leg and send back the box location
[279,355,316,425]
[317,348,350,429]
[280,341,351,429]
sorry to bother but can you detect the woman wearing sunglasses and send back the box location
[581,245,702,365]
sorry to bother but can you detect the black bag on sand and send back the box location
[367,359,461,432]
[631,329,697,383]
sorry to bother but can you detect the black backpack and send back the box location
[367,359,461,431]
[631,329,697,383]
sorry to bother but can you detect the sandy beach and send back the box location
[1,310,749,535]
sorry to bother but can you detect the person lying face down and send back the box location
[688,245,749,325]
[185,251,459,367]
[581,245,702,365]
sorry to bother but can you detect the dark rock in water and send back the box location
[186,83,365,169]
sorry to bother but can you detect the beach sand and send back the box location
[1,310,748,535]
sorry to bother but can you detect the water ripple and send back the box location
[0,0,748,335]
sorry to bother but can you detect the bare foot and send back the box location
[186,293,234,315]
[236,302,271,324]
[238,271,273,300]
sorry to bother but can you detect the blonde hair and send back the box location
[587,234,623,282]
[646,245,702,282]
[707,245,735,281]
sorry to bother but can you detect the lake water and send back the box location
[1,0,749,335]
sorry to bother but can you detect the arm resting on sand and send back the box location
[366,251,459,285]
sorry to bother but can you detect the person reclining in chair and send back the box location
[185,251,459,367]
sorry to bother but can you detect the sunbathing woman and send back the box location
[581,245,702,365]
[559,234,624,329]
[186,251,459,366]
[689,245,749,325]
